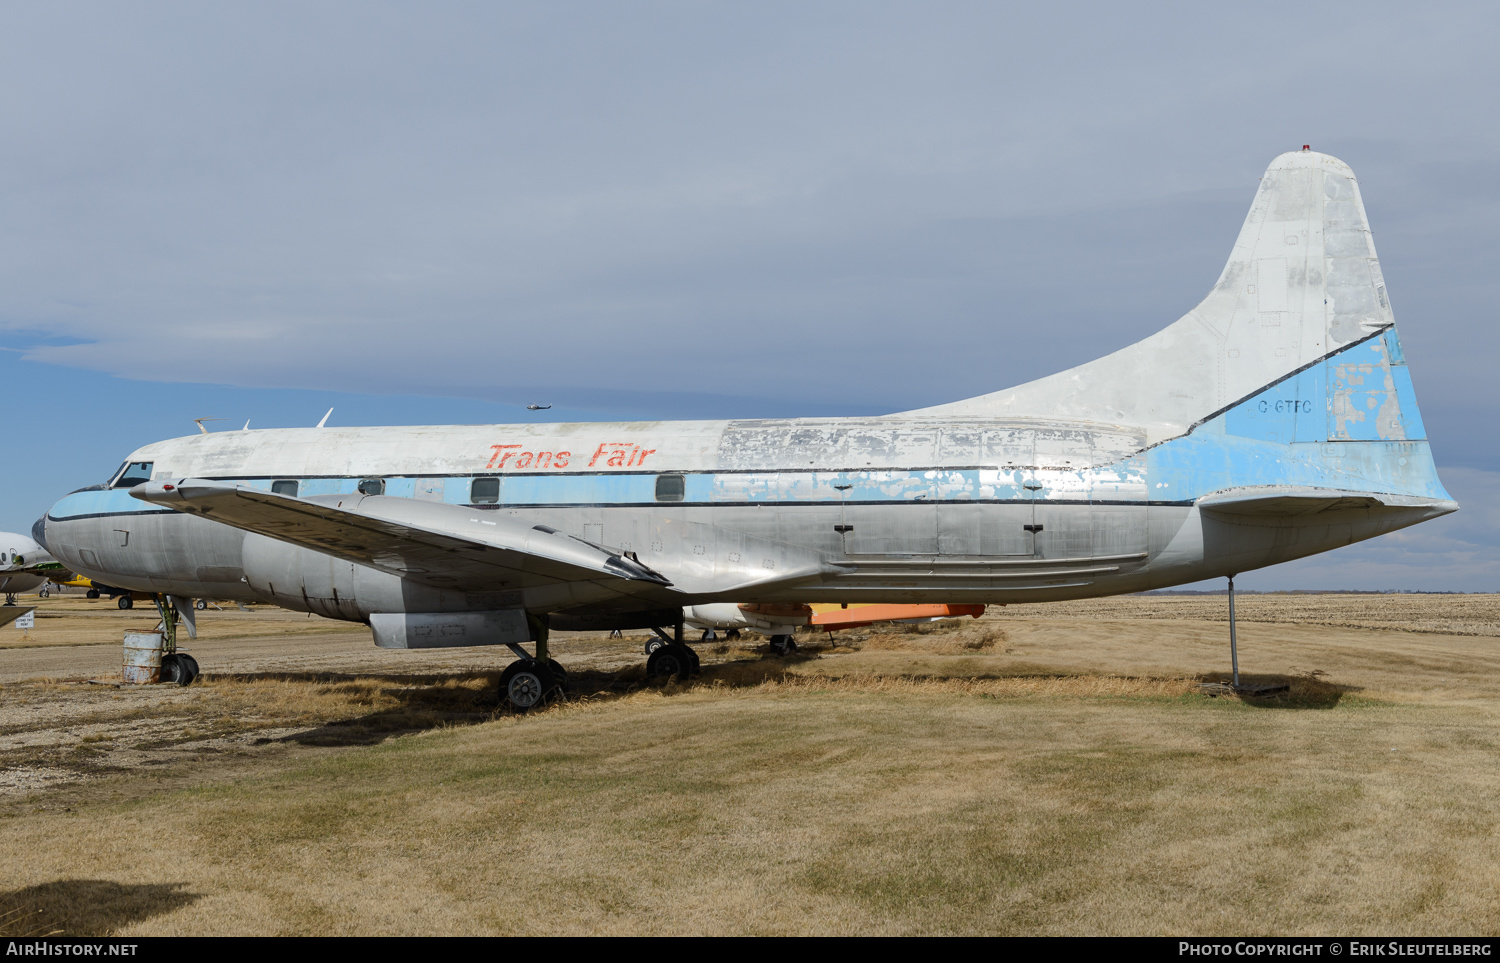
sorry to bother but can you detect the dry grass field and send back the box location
[0,592,1497,936]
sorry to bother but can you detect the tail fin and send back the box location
[907,149,1403,445]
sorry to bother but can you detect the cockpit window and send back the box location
[112,462,154,488]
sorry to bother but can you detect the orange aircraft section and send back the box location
[806,603,985,631]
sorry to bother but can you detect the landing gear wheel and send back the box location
[86,589,100,599]
[194,599,207,610]
[500,659,557,712]
[769,635,797,656]
[547,659,568,692]
[646,644,693,681]
[160,653,198,687]
[644,636,665,656]
[38,588,49,598]
[684,645,701,673]
[118,596,134,610]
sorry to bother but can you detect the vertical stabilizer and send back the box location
[906,150,1400,445]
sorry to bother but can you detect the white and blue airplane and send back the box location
[36,149,1455,707]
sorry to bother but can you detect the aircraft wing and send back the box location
[129,479,677,598]
[1196,487,1459,517]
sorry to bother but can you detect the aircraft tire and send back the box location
[118,596,133,610]
[500,660,556,712]
[546,659,568,691]
[769,634,797,656]
[646,646,691,681]
[160,654,187,686]
[86,589,99,599]
[178,653,200,685]
[194,599,207,610]
[39,588,49,598]
[644,636,665,656]
[681,644,701,673]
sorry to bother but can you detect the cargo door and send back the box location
[1029,427,1093,559]
[842,428,939,555]
[1087,428,1150,558]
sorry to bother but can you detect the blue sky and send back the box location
[1,2,1496,590]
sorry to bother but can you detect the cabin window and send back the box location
[357,478,385,495]
[471,477,500,504]
[271,480,299,497]
[112,462,154,488]
[655,474,685,502]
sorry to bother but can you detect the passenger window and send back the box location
[357,478,385,496]
[112,462,154,488]
[471,477,500,504]
[655,474,685,502]
[271,480,299,497]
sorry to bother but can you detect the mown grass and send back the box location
[3,598,1499,935]
[3,674,1498,936]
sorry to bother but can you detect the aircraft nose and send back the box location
[30,514,49,552]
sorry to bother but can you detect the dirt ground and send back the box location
[1,593,1497,935]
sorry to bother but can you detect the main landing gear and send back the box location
[118,595,134,609]
[768,634,798,656]
[644,623,700,681]
[3,594,15,607]
[499,614,568,712]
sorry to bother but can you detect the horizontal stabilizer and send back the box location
[1196,486,1459,518]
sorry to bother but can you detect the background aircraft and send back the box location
[0,531,67,605]
[37,150,1455,709]
[681,602,985,654]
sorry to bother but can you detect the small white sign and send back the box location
[14,610,35,630]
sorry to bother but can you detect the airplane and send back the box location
[46,572,148,608]
[681,602,986,654]
[0,531,69,605]
[34,149,1456,708]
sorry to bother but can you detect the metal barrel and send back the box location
[122,631,164,684]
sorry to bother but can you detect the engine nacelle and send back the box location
[241,534,513,623]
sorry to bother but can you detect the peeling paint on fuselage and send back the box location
[41,326,1450,614]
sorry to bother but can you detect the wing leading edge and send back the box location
[129,479,674,597]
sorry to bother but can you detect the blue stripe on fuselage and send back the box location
[47,331,1448,523]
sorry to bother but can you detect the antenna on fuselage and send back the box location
[193,417,224,435]
[316,408,333,428]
